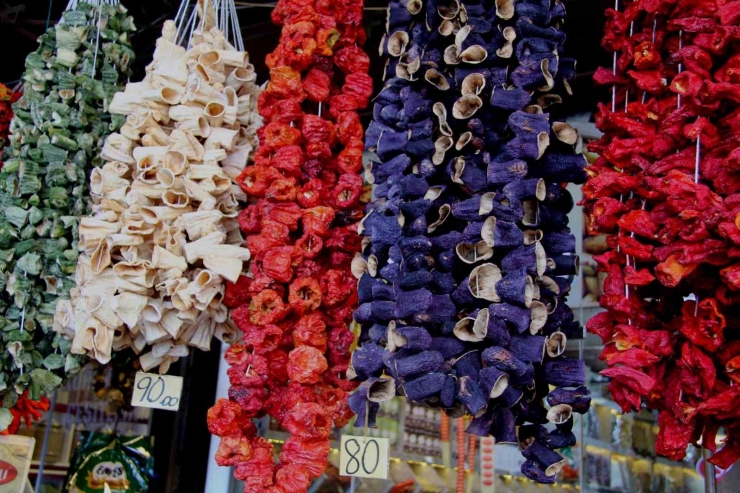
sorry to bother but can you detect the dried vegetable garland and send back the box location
[55,0,261,375]
[207,0,371,490]
[585,0,740,466]
[0,1,135,432]
[351,0,587,483]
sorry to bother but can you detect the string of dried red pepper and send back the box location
[207,0,370,490]
[585,0,740,467]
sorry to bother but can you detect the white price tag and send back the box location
[339,435,389,479]
[131,372,183,411]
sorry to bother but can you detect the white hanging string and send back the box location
[173,0,244,50]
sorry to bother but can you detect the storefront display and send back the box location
[1,0,739,492]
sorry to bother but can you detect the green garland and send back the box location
[0,2,135,427]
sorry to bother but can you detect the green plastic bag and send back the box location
[64,432,153,493]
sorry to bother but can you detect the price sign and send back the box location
[339,435,389,479]
[132,372,183,411]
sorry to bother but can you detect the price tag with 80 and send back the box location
[339,435,389,479]
[131,372,183,411]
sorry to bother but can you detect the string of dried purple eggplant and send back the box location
[350,0,588,484]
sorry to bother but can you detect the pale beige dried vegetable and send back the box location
[54,4,261,374]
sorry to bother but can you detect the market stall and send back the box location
[0,1,736,492]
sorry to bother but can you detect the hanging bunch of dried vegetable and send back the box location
[55,0,261,375]
[585,0,740,467]
[207,0,370,490]
[0,0,135,432]
[350,0,586,483]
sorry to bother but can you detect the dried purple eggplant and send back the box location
[482,346,530,376]
[466,405,496,436]
[429,336,468,359]
[350,343,386,380]
[497,384,524,408]
[495,267,535,306]
[348,377,395,428]
[457,375,488,416]
[509,334,547,363]
[546,403,573,424]
[440,374,456,407]
[480,367,509,398]
[542,358,586,387]
[453,350,481,378]
[521,459,557,484]
[348,392,380,428]
[521,439,566,478]
[494,407,519,444]
[394,289,433,319]
[412,295,458,324]
[404,372,447,401]
[387,323,432,352]
[547,429,577,449]
[546,386,592,413]
[394,351,445,377]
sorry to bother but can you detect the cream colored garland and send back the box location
[53,6,261,374]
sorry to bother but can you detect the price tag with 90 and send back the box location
[132,372,183,411]
[339,435,389,479]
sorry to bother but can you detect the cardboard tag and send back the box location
[339,435,390,479]
[131,372,183,411]
[0,434,34,493]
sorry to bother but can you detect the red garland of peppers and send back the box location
[584,0,740,466]
[207,0,371,491]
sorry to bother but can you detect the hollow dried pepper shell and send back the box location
[342,72,373,106]
[332,173,363,209]
[337,138,364,174]
[623,265,655,286]
[234,437,275,485]
[215,435,253,466]
[655,411,693,461]
[262,202,303,231]
[282,402,333,438]
[227,351,269,388]
[302,206,336,236]
[275,464,312,492]
[267,66,306,101]
[617,210,658,239]
[241,323,284,354]
[279,436,331,478]
[238,166,284,197]
[655,255,699,287]
[207,398,254,437]
[334,45,370,75]
[288,277,323,314]
[263,122,303,150]
[303,68,332,102]
[320,269,354,307]
[306,118,337,147]
[614,324,674,357]
[271,145,305,176]
[224,276,254,308]
[335,111,363,144]
[675,299,725,353]
[600,344,660,368]
[601,366,656,397]
[288,346,328,384]
[263,246,303,283]
[248,290,291,326]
